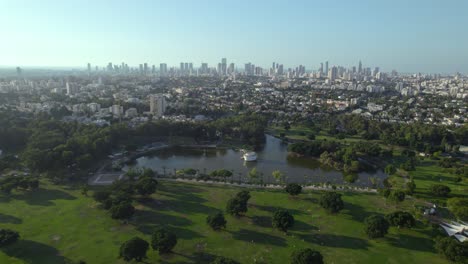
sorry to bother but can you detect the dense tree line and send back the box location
[300,114,468,153]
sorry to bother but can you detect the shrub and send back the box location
[285,183,302,196]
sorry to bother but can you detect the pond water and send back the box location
[129,135,387,187]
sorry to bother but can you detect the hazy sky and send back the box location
[1,0,468,73]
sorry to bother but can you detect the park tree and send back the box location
[285,183,302,196]
[388,190,406,203]
[364,215,390,238]
[319,192,344,213]
[135,177,158,197]
[272,170,285,184]
[272,210,295,232]
[110,202,135,220]
[151,227,177,254]
[141,168,156,178]
[291,248,324,264]
[111,179,135,196]
[434,237,468,263]
[307,133,316,140]
[235,190,251,204]
[211,256,240,264]
[0,229,19,247]
[406,179,416,194]
[119,237,149,262]
[80,185,89,196]
[206,212,227,231]
[383,178,392,189]
[124,168,142,181]
[385,211,415,228]
[92,190,111,203]
[248,168,260,184]
[447,198,468,221]
[430,184,451,197]
[384,164,396,175]
[226,198,247,216]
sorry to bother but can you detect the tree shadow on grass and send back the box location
[252,204,305,215]
[145,197,218,215]
[298,233,370,250]
[341,202,375,222]
[0,213,22,224]
[387,233,435,253]
[251,215,272,228]
[293,220,319,232]
[133,210,193,230]
[229,229,287,246]
[10,188,76,206]
[170,252,220,264]
[303,197,319,204]
[2,240,71,264]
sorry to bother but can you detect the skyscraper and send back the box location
[325,61,329,76]
[16,67,22,77]
[200,63,208,74]
[221,58,227,75]
[87,63,91,75]
[328,66,338,81]
[149,94,166,117]
[160,63,167,76]
[358,60,362,73]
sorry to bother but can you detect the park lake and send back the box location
[128,135,387,187]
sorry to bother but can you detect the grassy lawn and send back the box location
[0,180,449,264]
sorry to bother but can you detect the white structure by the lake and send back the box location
[440,221,468,242]
[243,151,257,162]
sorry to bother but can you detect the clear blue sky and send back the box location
[1,0,467,73]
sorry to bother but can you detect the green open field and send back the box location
[0,180,450,264]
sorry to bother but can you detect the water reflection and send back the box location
[131,135,386,187]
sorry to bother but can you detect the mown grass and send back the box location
[0,180,451,264]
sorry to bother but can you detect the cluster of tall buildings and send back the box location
[315,60,386,82]
[84,59,387,81]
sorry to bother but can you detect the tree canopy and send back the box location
[151,227,178,254]
[364,215,390,239]
[272,210,295,232]
[119,237,149,262]
[319,192,344,213]
[291,248,324,264]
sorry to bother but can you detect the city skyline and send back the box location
[1,0,468,73]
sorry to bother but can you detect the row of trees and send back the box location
[0,175,39,194]
[119,227,177,261]
[93,169,158,220]
[364,211,416,239]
